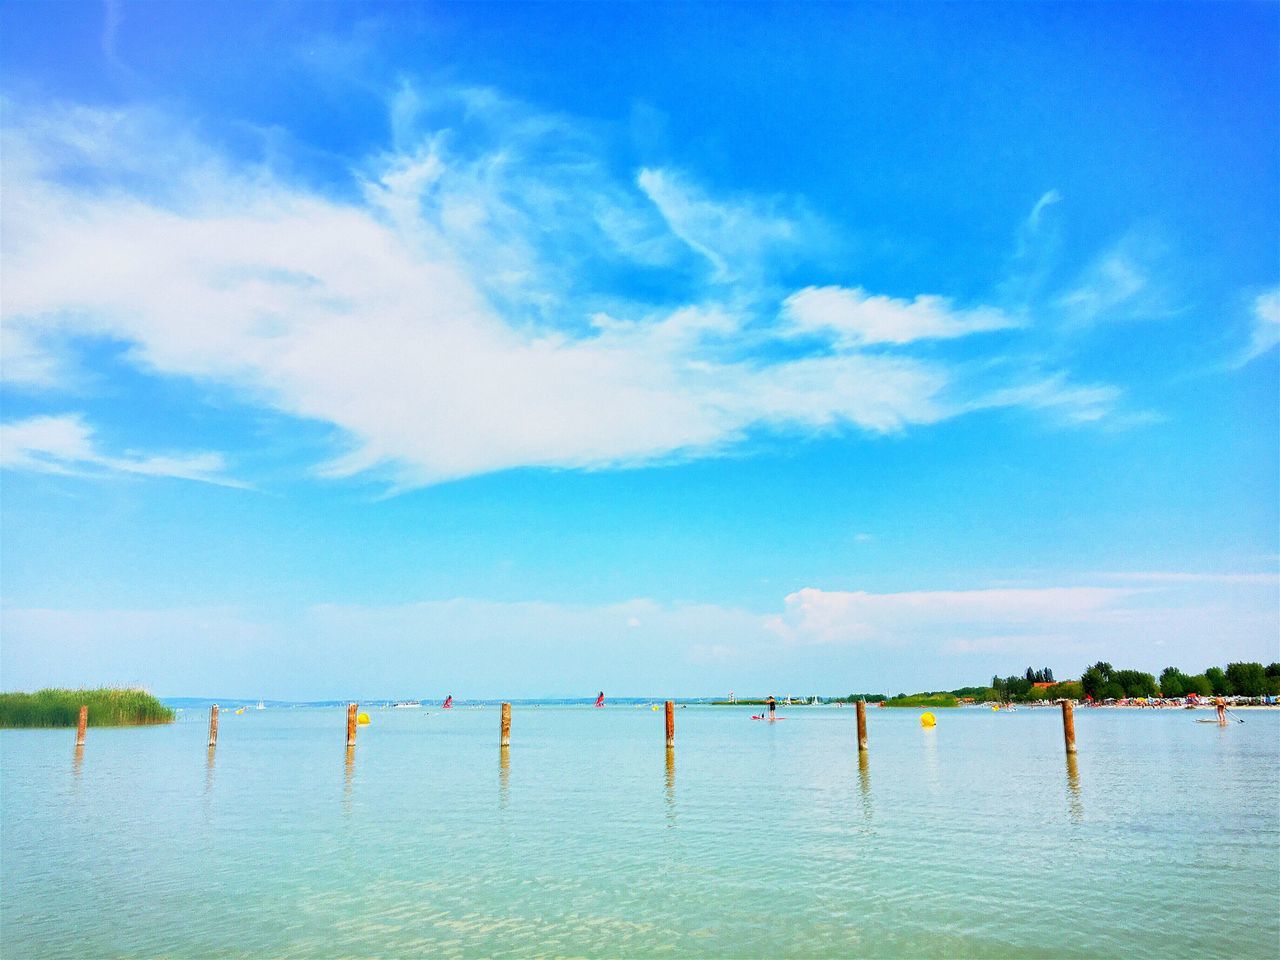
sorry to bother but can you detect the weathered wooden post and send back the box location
[75,704,88,747]
[207,704,219,747]
[855,699,868,752]
[500,702,511,747]
[664,700,675,748]
[1061,699,1077,754]
[346,703,358,747]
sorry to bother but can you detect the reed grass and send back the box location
[0,688,175,727]
[882,693,959,708]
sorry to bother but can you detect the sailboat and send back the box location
[256,700,265,710]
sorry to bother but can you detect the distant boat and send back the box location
[256,700,265,710]
[392,700,422,709]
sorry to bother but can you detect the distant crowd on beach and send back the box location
[1076,694,1279,708]
[824,661,1280,710]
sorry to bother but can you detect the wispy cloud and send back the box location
[1057,250,1148,327]
[0,414,245,487]
[2,92,1122,489]
[782,286,1017,346]
[1234,287,1280,368]
[637,167,810,283]
[1024,189,1062,235]
[1054,232,1182,333]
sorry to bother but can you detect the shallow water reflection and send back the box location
[664,747,676,827]
[857,750,872,821]
[1065,752,1083,823]
[498,744,510,808]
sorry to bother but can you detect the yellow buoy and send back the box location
[357,712,371,724]
[991,704,1000,711]
[920,712,936,727]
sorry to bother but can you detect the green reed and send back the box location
[0,688,175,727]
[881,693,960,708]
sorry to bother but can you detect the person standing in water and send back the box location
[1215,696,1227,726]
[595,691,605,708]
[766,695,777,720]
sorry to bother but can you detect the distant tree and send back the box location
[1114,670,1158,698]
[1159,667,1188,698]
[1225,662,1267,697]
[1205,667,1230,696]
[1043,667,1054,683]
[992,676,1008,699]
[1098,680,1126,700]
[949,686,994,700]
[1265,663,1280,679]
[1267,677,1280,697]
[1004,675,1033,699]
[1080,662,1113,698]
[1185,675,1214,697]
[1052,681,1084,700]
[1026,667,1037,683]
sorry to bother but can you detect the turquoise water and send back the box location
[3,705,1277,959]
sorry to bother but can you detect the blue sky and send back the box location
[1,2,1276,699]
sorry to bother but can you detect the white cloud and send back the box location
[1236,287,1280,367]
[4,574,1274,697]
[765,580,1278,672]
[782,285,1016,346]
[0,414,243,487]
[2,95,1120,489]
[769,585,1130,645]
[0,325,68,388]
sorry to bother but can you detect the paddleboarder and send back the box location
[1215,696,1226,726]
[766,695,777,720]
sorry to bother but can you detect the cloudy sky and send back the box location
[2,2,1276,699]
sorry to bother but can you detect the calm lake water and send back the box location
[3,705,1277,959]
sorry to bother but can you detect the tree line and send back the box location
[830,661,1280,705]
[989,661,1280,702]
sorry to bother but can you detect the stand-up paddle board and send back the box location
[751,715,786,720]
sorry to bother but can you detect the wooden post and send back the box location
[75,704,88,747]
[500,702,511,747]
[1061,699,1077,754]
[855,699,868,752]
[664,700,675,748]
[346,703,358,747]
[207,704,219,747]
